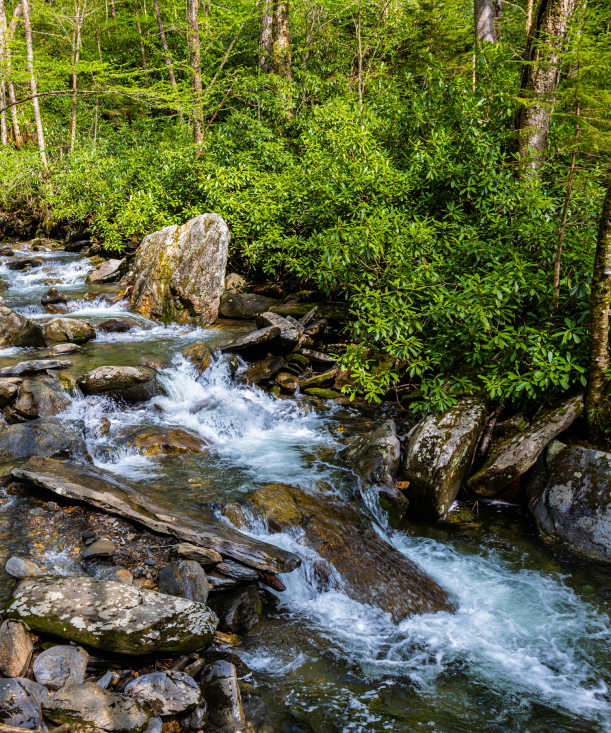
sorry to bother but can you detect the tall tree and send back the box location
[186,0,204,144]
[154,0,177,88]
[134,0,148,69]
[258,0,273,72]
[474,0,495,44]
[272,0,290,78]
[22,0,47,168]
[516,0,579,175]
[70,0,87,151]
[1,1,23,147]
[585,179,611,443]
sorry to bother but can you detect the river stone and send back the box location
[0,359,72,377]
[215,560,259,582]
[158,561,210,604]
[346,420,401,485]
[403,398,487,521]
[181,341,213,374]
[467,393,583,497]
[225,273,246,291]
[238,354,285,386]
[39,317,96,346]
[0,620,33,677]
[97,318,134,333]
[247,484,456,623]
[78,366,156,401]
[0,678,48,729]
[133,428,208,456]
[0,307,45,348]
[86,258,126,284]
[206,584,261,633]
[276,371,299,393]
[201,661,247,731]
[11,457,301,574]
[131,215,229,325]
[82,538,116,558]
[42,682,149,733]
[51,343,81,355]
[6,258,42,271]
[6,557,43,578]
[256,312,300,346]
[4,576,218,655]
[0,418,88,464]
[14,377,71,419]
[33,645,88,690]
[0,378,19,408]
[221,326,281,355]
[41,288,70,305]
[124,671,201,716]
[174,543,222,565]
[218,293,275,319]
[300,367,338,390]
[189,700,208,731]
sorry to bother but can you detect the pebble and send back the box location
[6,557,43,578]
[33,645,89,690]
[82,538,116,558]
[30,508,44,517]
[144,558,156,566]
[45,502,60,511]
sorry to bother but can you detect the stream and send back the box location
[1,242,611,732]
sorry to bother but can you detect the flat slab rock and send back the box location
[0,359,71,376]
[11,457,300,574]
[5,576,218,655]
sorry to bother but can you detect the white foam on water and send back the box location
[0,257,93,294]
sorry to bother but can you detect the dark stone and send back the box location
[157,561,210,604]
[6,258,43,271]
[0,678,48,729]
[221,326,281,356]
[201,661,247,731]
[13,377,71,419]
[0,308,45,348]
[207,583,261,633]
[124,671,201,716]
[41,288,70,306]
[238,354,284,386]
[97,318,134,333]
[218,293,276,319]
[345,420,401,485]
[0,418,88,464]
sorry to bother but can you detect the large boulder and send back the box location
[4,576,218,655]
[131,215,229,325]
[0,308,44,348]
[528,444,611,564]
[124,671,201,716]
[13,377,71,419]
[245,484,455,623]
[78,366,156,401]
[0,418,88,464]
[467,393,583,497]
[218,293,276,320]
[403,398,487,521]
[86,259,125,284]
[39,317,96,346]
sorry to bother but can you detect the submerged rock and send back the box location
[218,293,275,319]
[157,560,210,604]
[468,393,583,497]
[201,661,248,732]
[345,419,401,485]
[207,584,261,633]
[246,484,456,623]
[0,678,48,729]
[86,258,125,284]
[39,317,96,346]
[6,557,43,578]
[131,214,229,325]
[42,682,149,732]
[0,307,45,348]
[33,645,88,690]
[78,365,156,401]
[124,671,201,716]
[0,620,33,678]
[0,418,88,464]
[4,576,218,655]
[403,398,487,521]
[133,428,208,456]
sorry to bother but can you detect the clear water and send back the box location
[1,242,611,732]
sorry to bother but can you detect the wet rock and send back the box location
[82,538,116,559]
[247,484,456,623]
[41,288,70,305]
[218,293,275,320]
[276,371,299,393]
[0,307,45,348]
[296,348,337,365]
[133,428,208,456]
[215,560,258,582]
[206,574,242,591]
[78,365,156,401]
[124,671,201,716]
[0,359,72,377]
[0,248,14,256]
[237,354,284,386]
[39,317,96,346]
[33,645,88,690]
[467,393,583,497]
[86,258,126,284]
[131,215,229,325]
[403,398,487,520]
[221,326,281,356]
[14,377,71,419]
[181,341,213,374]
[376,483,410,529]
[174,543,222,566]
[207,584,261,633]
[0,378,19,408]
[300,367,338,390]
[0,418,88,464]
[0,620,33,677]
[345,420,401,485]
[97,318,134,333]
[303,388,339,399]
[189,700,208,730]
[220,504,248,530]
[42,682,149,732]
[256,312,300,346]
[6,557,43,578]
[12,457,301,574]
[158,561,210,604]
[6,257,42,271]
[201,661,248,732]
[5,576,219,655]
[51,342,81,355]
[0,678,48,729]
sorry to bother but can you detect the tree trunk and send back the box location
[134,0,148,69]
[272,0,290,78]
[22,0,47,168]
[474,0,495,44]
[0,0,8,145]
[154,0,176,86]
[258,0,273,72]
[517,0,579,176]
[2,2,23,147]
[585,180,611,443]
[356,0,362,109]
[526,0,535,34]
[70,0,86,151]
[186,0,203,145]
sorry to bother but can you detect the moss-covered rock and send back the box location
[78,365,156,401]
[218,293,275,319]
[39,317,96,346]
[304,388,340,399]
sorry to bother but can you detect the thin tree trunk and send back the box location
[494,0,502,39]
[2,2,23,147]
[258,0,273,72]
[517,0,579,176]
[474,0,495,44]
[22,0,47,168]
[272,0,290,78]
[134,0,148,69]
[0,0,8,145]
[356,0,362,109]
[186,0,203,145]
[110,0,115,18]
[585,180,611,442]
[154,0,176,86]
[526,0,534,33]
[70,0,86,151]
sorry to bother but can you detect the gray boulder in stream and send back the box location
[0,418,88,464]
[13,377,71,419]
[218,293,276,319]
[0,307,45,348]
[131,214,229,325]
[403,397,487,521]
[4,576,218,655]
[39,317,96,346]
[78,365,156,401]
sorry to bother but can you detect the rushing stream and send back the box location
[1,242,611,732]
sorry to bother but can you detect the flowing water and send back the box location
[1,243,611,732]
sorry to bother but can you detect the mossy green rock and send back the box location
[4,576,218,655]
[304,388,339,399]
[39,317,96,346]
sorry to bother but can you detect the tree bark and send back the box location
[186,0,203,145]
[70,0,86,151]
[272,0,290,78]
[154,0,176,86]
[258,0,273,72]
[134,0,148,69]
[22,0,47,168]
[0,0,8,145]
[474,0,495,44]
[526,0,535,34]
[1,2,23,147]
[517,0,579,176]
[585,180,611,443]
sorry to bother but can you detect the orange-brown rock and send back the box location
[133,428,209,456]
